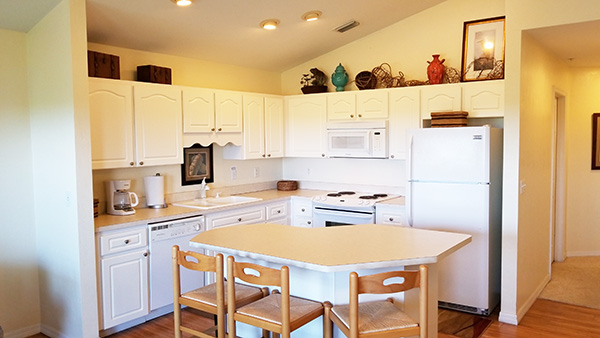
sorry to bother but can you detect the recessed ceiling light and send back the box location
[302,10,322,22]
[171,0,192,6]
[260,19,280,30]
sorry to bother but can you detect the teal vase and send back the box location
[331,63,349,91]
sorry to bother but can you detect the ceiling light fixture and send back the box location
[302,10,322,22]
[260,19,279,30]
[171,0,192,6]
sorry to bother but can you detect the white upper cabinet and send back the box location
[420,83,462,123]
[89,78,183,169]
[461,81,504,117]
[264,96,285,158]
[182,88,243,146]
[388,87,420,160]
[89,79,135,169]
[242,94,265,159]
[133,83,183,167]
[327,92,356,121]
[286,95,327,158]
[356,90,389,120]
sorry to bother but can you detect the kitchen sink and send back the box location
[172,196,262,209]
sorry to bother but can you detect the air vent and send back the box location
[334,20,360,33]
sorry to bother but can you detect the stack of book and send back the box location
[430,111,468,127]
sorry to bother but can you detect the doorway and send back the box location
[550,90,567,265]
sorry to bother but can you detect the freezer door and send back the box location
[408,181,491,311]
[408,126,490,183]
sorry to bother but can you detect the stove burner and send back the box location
[359,195,378,199]
[327,193,342,197]
[338,191,356,195]
[374,193,388,198]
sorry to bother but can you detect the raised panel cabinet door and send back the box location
[89,79,135,169]
[461,80,504,117]
[326,92,356,121]
[243,94,265,159]
[420,83,462,123]
[286,96,327,157]
[100,250,149,329]
[388,87,420,160]
[264,96,284,158]
[182,88,215,133]
[357,90,389,119]
[133,84,183,166]
[215,91,243,132]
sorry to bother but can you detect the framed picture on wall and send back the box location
[461,16,505,82]
[592,113,600,169]
[181,144,214,185]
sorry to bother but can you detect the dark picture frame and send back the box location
[461,16,505,82]
[181,144,214,186]
[592,113,600,169]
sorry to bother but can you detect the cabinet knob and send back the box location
[129,162,135,166]
[237,218,242,222]
[218,128,222,132]
[211,128,215,131]
[301,208,305,212]
[143,252,148,257]
[321,153,325,157]
[277,210,281,214]
[262,154,266,158]
[389,217,394,222]
[350,114,354,118]
[390,155,395,159]
[307,221,312,225]
[358,114,362,118]
[139,161,144,166]
[267,154,271,157]
[124,239,130,244]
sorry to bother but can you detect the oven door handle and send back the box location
[313,207,374,219]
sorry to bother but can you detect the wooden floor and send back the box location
[27,299,600,338]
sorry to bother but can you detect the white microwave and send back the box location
[326,121,388,158]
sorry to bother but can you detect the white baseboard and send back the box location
[4,324,41,338]
[498,311,518,325]
[498,273,550,325]
[567,251,600,257]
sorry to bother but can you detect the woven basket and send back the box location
[277,180,298,191]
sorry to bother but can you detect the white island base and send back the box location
[190,223,471,338]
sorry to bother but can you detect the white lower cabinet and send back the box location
[266,201,290,225]
[375,203,407,227]
[290,196,313,228]
[97,226,149,330]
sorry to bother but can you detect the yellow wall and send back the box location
[566,67,600,256]
[0,29,42,336]
[88,42,282,94]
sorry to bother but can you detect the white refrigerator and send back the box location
[406,126,502,316]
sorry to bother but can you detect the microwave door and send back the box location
[328,131,370,157]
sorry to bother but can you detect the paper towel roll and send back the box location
[144,175,166,208]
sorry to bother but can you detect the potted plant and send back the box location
[301,68,328,94]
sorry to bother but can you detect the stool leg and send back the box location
[323,301,333,338]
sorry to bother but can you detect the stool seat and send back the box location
[331,300,418,334]
[236,293,323,326]
[182,280,264,307]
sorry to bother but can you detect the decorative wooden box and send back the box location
[430,111,468,128]
[137,65,172,84]
[88,51,120,79]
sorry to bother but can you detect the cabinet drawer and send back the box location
[291,197,313,216]
[266,202,289,221]
[208,208,266,229]
[292,217,313,228]
[99,227,148,256]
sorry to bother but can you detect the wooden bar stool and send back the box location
[324,265,428,338]
[226,255,326,338]
[172,246,267,338]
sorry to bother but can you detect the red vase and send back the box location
[427,54,445,84]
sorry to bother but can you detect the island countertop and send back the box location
[190,223,471,272]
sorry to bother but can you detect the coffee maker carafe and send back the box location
[106,180,139,215]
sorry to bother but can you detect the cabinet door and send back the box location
[89,79,135,169]
[420,84,461,123]
[182,88,215,133]
[264,97,285,158]
[327,92,356,121]
[461,81,504,117]
[389,87,420,160]
[291,197,313,228]
[134,84,183,166]
[357,90,389,120]
[243,94,265,159]
[286,96,326,158]
[100,250,149,329]
[215,91,243,133]
[375,204,407,226]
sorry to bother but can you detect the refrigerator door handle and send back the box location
[407,134,414,226]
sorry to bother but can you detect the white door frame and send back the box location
[550,88,567,266]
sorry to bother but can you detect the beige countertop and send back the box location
[95,189,327,232]
[190,223,471,272]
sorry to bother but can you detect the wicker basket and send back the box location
[277,180,298,191]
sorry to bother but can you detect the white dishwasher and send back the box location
[148,215,205,312]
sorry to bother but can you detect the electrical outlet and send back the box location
[307,168,311,176]
[230,166,237,180]
[253,167,260,177]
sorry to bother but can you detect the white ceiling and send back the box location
[1,1,599,71]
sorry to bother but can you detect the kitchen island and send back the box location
[190,223,471,337]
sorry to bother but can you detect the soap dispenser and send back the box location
[199,177,210,199]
